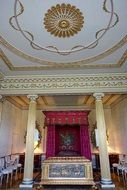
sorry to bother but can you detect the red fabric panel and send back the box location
[44,111,89,125]
[46,125,55,158]
[55,125,81,156]
[80,125,91,160]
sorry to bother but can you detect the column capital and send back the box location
[27,94,38,102]
[93,93,104,100]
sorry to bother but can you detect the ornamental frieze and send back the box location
[0,74,127,95]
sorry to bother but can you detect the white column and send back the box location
[20,94,38,188]
[93,93,115,188]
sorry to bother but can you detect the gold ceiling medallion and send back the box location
[44,4,84,38]
[9,0,119,55]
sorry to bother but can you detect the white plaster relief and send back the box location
[0,74,127,95]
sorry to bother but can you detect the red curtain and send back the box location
[80,125,91,160]
[46,125,55,158]
[55,125,81,155]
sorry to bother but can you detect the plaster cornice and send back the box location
[0,73,127,95]
[1,35,127,67]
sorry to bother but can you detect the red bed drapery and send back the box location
[44,111,89,126]
[44,111,91,160]
[55,124,81,156]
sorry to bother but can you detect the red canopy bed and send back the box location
[41,111,94,186]
[44,111,91,160]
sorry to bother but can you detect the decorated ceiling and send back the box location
[0,0,127,76]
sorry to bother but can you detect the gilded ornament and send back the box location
[44,4,84,38]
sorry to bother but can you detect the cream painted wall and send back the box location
[0,101,45,157]
[110,97,127,155]
[0,100,23,157]
[88,101,127,155]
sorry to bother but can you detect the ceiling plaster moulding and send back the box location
[1,36,127,67]
[0,46,127,75]
[0,73,127,95]
[0,47,46,68]
[0,50,127,77]
[0,0,127,63]
[1,88,127,96]
[1,72,127,79]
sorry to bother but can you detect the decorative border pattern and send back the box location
[0,74,127,95]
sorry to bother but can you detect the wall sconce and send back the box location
[90,122,109,148]
[24,121,42,150]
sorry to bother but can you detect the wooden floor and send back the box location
[0,171,127,190]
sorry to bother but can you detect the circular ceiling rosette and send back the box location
[44,3,84,38]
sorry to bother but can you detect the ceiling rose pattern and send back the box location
[44,4,84,38]
[8,0,119,56]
